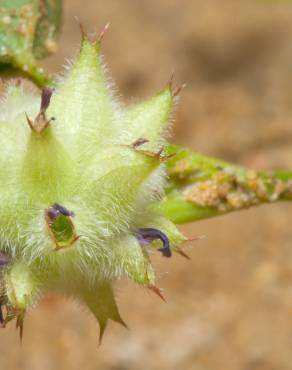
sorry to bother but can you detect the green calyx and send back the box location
[0,27,189,341]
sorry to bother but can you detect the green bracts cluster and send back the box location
[0,30,187,341]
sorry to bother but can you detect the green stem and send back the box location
[0,63,54,88]
[162,145,292,224]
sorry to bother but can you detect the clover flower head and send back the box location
[0,25,187,342]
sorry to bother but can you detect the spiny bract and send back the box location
[0,27,187,342]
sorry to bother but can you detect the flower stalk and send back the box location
[162,145,292,224]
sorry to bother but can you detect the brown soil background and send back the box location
[3,0,292,369]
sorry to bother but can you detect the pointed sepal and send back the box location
[114,235,156,287]
[47,36,117,152]
[82,146,162,231]
[80,282,126,344]
[122,86,173,150]
[20,126,75,203]
[134,215,187,254]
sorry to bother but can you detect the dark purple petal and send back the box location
[136,228,172,258]
[47,207,60,221]
[52,203,75,217]
[47,203,75,222]
[40,88,54,113]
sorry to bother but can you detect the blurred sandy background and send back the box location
[3,0,292,369]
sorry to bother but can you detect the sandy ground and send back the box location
[3,0,292,369]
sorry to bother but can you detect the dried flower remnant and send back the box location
[25,87,54,133]
[0,25,195,341]
[183,169,292,213]
[167,159,194,180]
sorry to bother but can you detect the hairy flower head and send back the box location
[0,27,187,342]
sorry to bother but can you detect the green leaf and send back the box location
[0,0,62,86]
